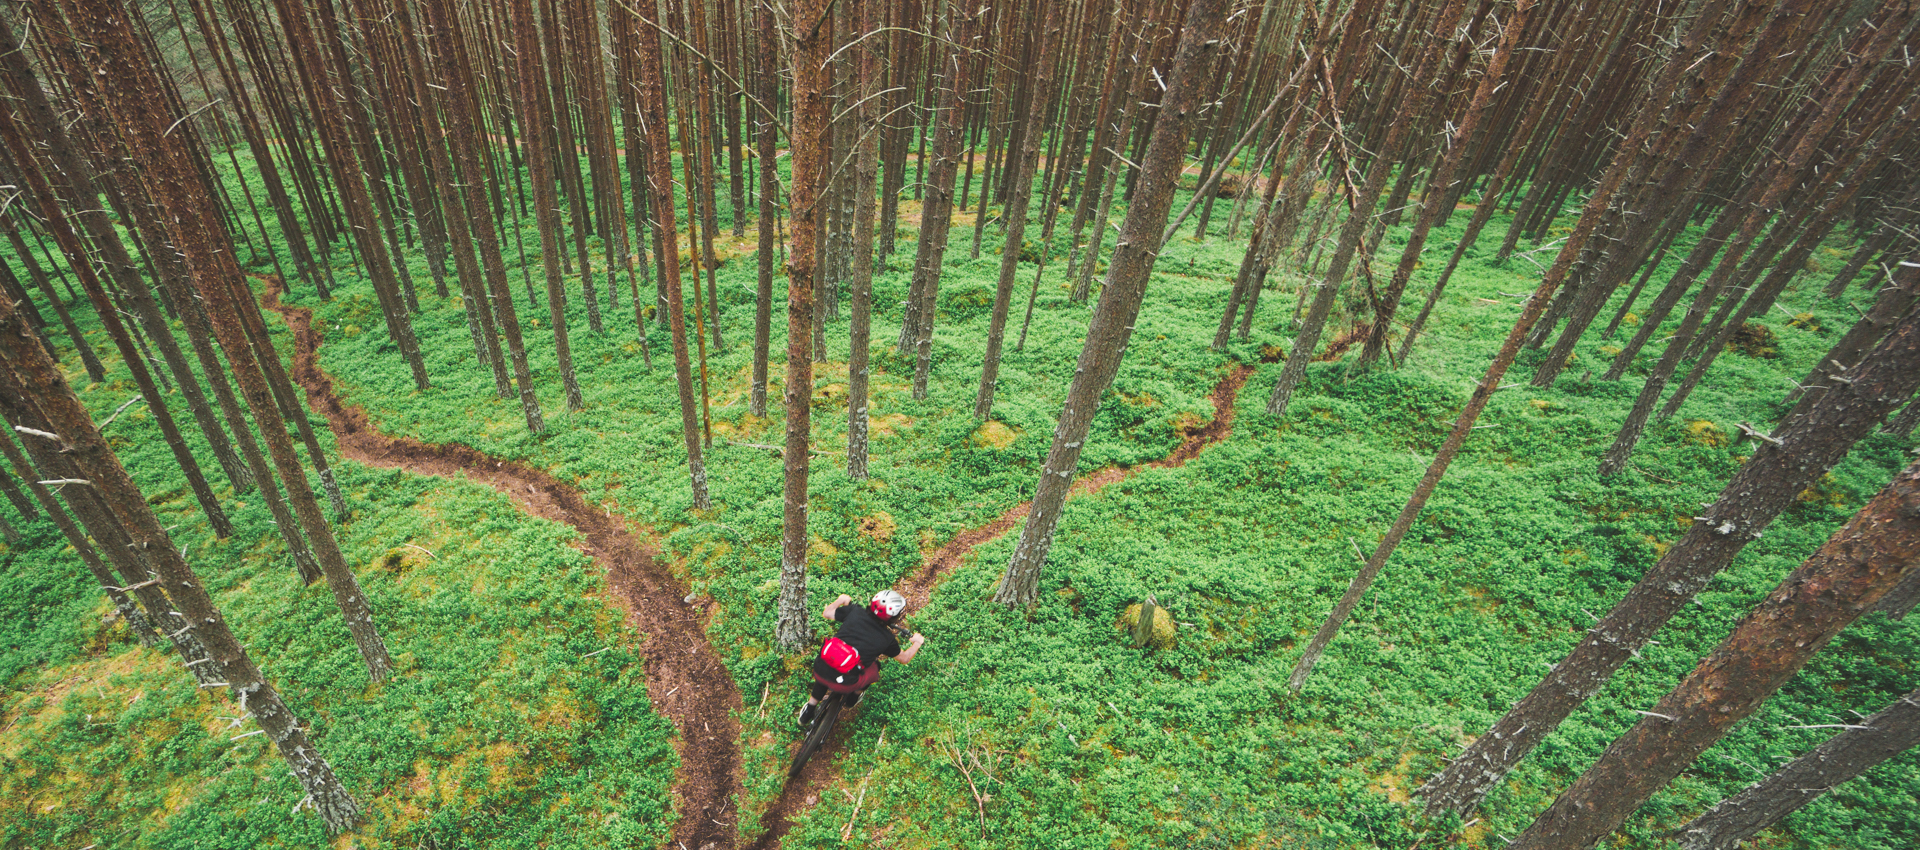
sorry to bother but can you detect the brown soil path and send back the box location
[745,363,1257,850]
[263,281,743,850]
[266,272,1253,849]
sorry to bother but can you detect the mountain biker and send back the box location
[798,589,925,727]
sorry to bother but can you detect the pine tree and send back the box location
[1510,457,1920,850]
[777,0,832,648]
[997,0,1229,609]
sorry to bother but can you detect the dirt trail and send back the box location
[263,282,743,850]
[266,274,1253,849]
[745,363,1256,850]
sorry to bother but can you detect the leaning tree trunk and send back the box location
[1511,456,1920,850]
[1420,303,1920,817]
[0,413,157,646]
[973,1,1064,421]
[67,0,395,683]
[0,357,214,672]
[1783,260,1920,419]
[996,0,1229,609]
[1678,684,1920,850]
[2,213,105,383]
[0,278,363,836]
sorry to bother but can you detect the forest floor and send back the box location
[270,267,1260,849]
[268,279,746,849]
[3,154,1916,850]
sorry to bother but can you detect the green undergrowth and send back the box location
[2,371,673,847]
[2,142,1915,850]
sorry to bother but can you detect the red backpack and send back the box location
[819,636,864,678]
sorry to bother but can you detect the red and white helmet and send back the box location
[869,589,906,621]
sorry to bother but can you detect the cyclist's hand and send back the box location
[909,632,926,647]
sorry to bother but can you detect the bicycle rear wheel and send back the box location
[789,692,842,778]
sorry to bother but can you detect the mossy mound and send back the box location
[1119,602,1178,649]
[1684,419,1729,447]
[1726,321,1778,358]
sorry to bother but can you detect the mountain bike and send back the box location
[789,622,911,778]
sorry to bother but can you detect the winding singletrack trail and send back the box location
[267,275,1252,848]
[745,363,1256,850]
[264,282,743,850]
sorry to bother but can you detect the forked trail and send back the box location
[746,363,1255,850]
[266,282,743,850]
[266,278,1252,849]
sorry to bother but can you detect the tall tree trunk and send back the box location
[0,12,252,495]
[1786,260,1920,417]
[512,0,586,413]
[421,0,545,432]
[0,281,362,836]
[898,5,983,400]
[847,0,882,480]
[0,423,156,645]
[2,214,105,383]
[1266,0,1462,418]
[1679,684,1920,850]
[0,98,236,540]
[269,0,430,390]
[400,0,512,397]
[630,0,713,510]
[1356,0,1535,369]
[1511,457,1920,850]
[973,1,1064,421]
[996,0,1229,609]
[684,0,727,351]
[777,0,831,649]
[1422,303,1920,817]
[750,0,779,418]
[68,0,395,682]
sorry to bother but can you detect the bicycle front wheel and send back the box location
[789,693,842,778]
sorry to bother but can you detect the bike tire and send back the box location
[788,692,842,778]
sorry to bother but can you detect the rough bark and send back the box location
[1512,458,1920,850]
[630,0,712,510]
[1422,304,1920,817]
[1678,685,1920,850]
[996,0,1228,609]
[0,276,362,836]
[0,113,238,542]
[778,0,831,649]
[1791,253,1920,410]
[2,214,105,383]
[973,1,1064,421]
